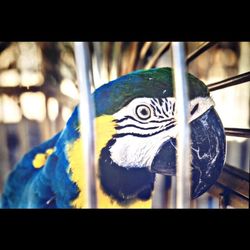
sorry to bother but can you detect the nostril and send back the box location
[191,104,199,115]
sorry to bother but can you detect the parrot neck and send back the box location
[98,139,155,205]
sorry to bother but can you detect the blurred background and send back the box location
[0,42,249,208]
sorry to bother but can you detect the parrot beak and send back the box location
[151,137,177,176]
[150,107,226,199]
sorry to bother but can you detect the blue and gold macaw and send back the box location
[0,67,226,208]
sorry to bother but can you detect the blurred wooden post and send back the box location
[0,124,9,193]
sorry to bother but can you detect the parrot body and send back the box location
[0,68,226,208]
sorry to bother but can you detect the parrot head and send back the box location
[93,67,226,204]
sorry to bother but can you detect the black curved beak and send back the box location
[150,107,226,199]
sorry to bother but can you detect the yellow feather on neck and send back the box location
[66,115,152,208]
[66,115,116,208]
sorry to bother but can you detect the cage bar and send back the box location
[172,42,191,208]
[208,71,250,91]
[208,164,249,208]
[186,42,217,65]
[225,128,250,138]
[74,42,97,208]
[152,174,167,208]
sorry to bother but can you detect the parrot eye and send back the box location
[135,105,151,120]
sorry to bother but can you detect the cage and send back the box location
[0,42,249,208]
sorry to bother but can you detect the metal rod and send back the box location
[208,71,250,91]
[186,42,217,65]
[145,42,171,69]
[74,42,97,208]
[217,164,249,199]
[152,174,166,208]
[169,176,177,208]
[225,128,250,138]
[208,164,249,208]
[172,42,191,208]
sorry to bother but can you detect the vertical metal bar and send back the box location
[169,176,177,208]
[74,42,97,208]
[172,42,191,208]
[152,174,166,208]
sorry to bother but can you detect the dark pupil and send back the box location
[141,108,148,116]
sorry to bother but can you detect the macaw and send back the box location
[0,67,226,208]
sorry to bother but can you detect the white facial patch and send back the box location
[110,96,214,168]
[188,97,215,123]
[110,130,176,168]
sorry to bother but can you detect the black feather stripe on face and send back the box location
[99,139,155,205]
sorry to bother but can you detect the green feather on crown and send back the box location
[94,67,209,116]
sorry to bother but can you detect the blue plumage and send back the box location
[0,67,226,208]
[1,106,81,208]
[1,132,61,208]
